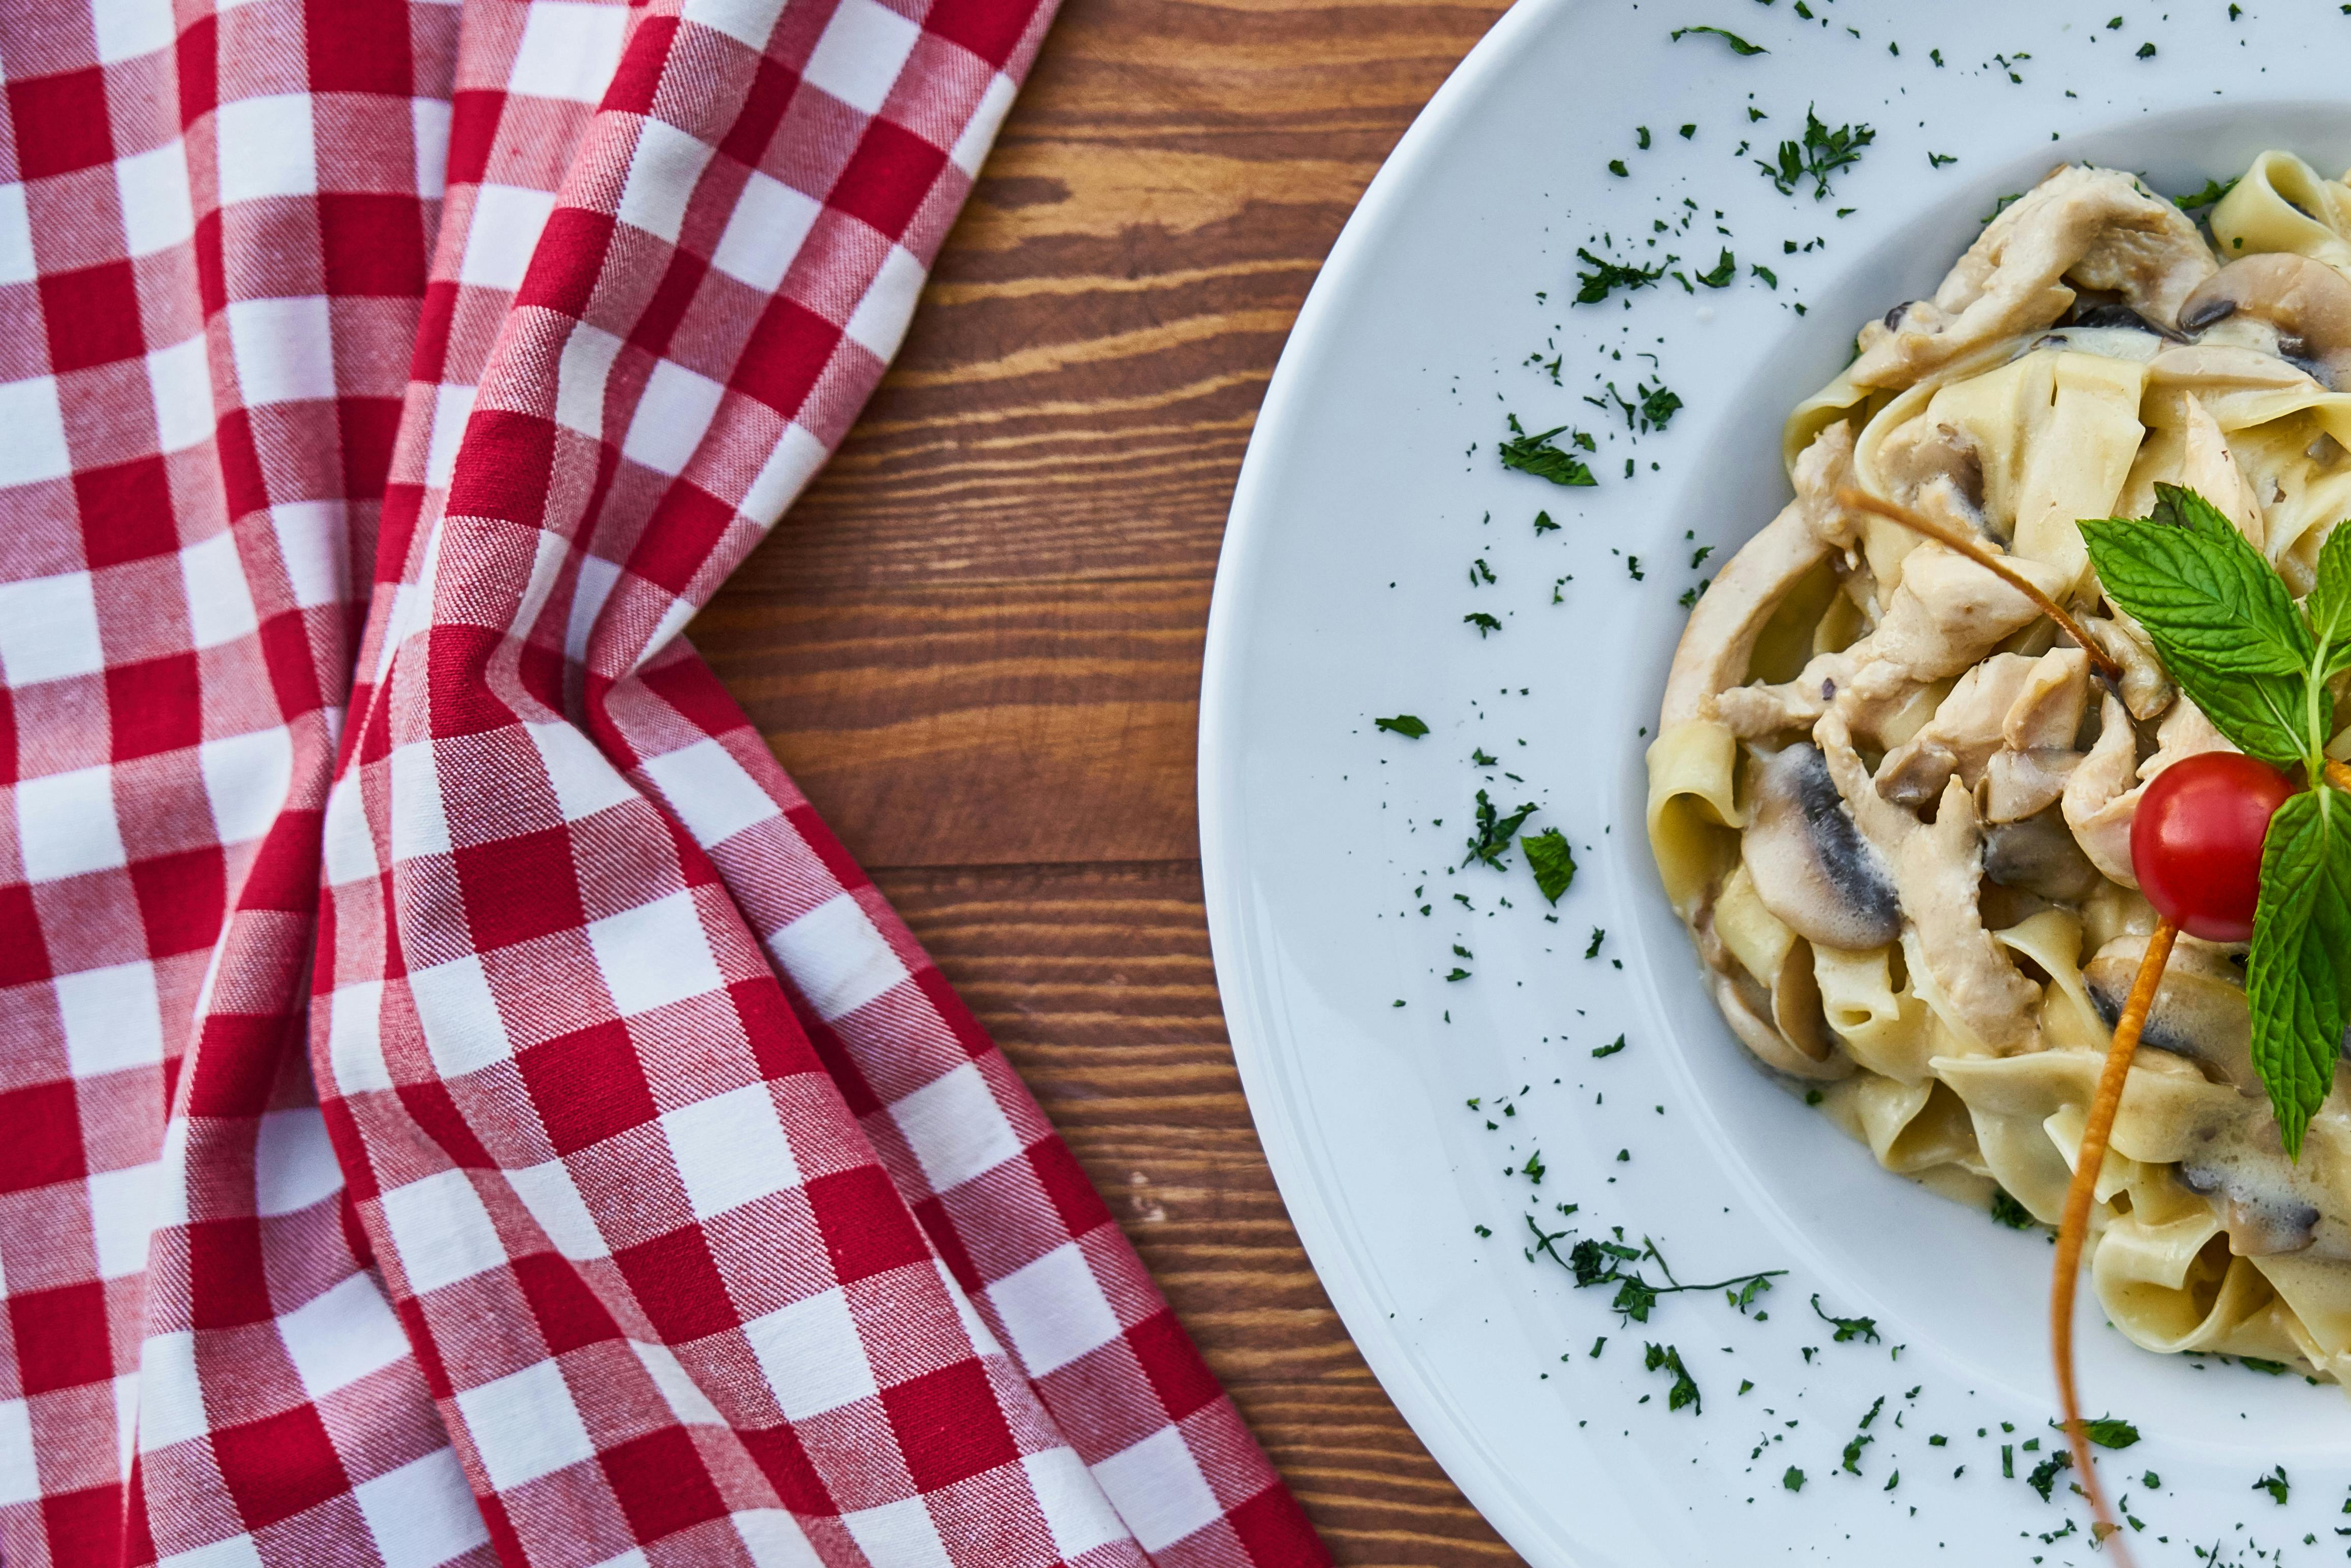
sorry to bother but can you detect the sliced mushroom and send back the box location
[2085,933,2260,1097]
[2060,298,2191,342]
[1740,742,1903,951]
[2176,253,2351,390]
[2177,1150,2323,1257]
[1818,713,2041,1050]
[1984,807,2102,902]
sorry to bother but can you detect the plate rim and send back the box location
[1196,0,1577,1558]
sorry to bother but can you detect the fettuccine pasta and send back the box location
[1652,152,2351,1382]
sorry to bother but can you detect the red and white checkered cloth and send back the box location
[0,0,1331,1562]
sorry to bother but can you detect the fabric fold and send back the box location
[0,0,1328,1561]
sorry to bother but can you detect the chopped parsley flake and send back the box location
[2057,1416,2141,1450]
[1668,23,1766,54]
[1572,247,1666,304]
[2174,176,2239,211]
[2255,1464,2291,1504]
[1584,928,1606,959]
[1755,107,1876,200]
[1471,747,1498,766]
[1990,1187,2036,1228]
[1782,1466,1805,1492]
[1643,1342,1702,1412]
[2025,1450,2072,1502]
[1591,1035,1626,1058]
[1810,1295,1879,1343]
[1528,1217,1781,1324]
[1695,249,1737,288]
[1523,828,1577,904]
[1374,714,1429,738]
[2136,40,2155,58]
[1532,509,1559,534]
[1750,263,1777,288]
[1608,158,1629,177]
[1499,415,1598,485]
[1462,788,1538,868]
[2240,1356,2291,1375]
[1679,123,1696,139]
[1464,611,1504,637]
[1927,151,1957,168]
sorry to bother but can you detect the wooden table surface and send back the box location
[690,0,1519,1559]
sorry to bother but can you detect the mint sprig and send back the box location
[2080,486,2351,1155]
[2248,791,2351,1154]
[2080,487,2309,769]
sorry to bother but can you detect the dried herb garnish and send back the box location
[1373,714,1428,738]
[1499,415,1598,486]
[1522,828,1577,903]
[1572,247,1666,305]
[1526,1217,1783,1324]
[1669,23,1766,54]
[1462,789,1538,868]
[1643,1342,1702,1412]
[1810,1294,1879,1343]
[2173,175,2239,211]
[1755,107,1876,200]
[2026,1450,2074,1502]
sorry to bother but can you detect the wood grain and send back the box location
[694,0,1517,1556]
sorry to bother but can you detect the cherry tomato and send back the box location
[2129,752,2296,942]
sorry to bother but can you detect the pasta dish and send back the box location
[1647,151,2351,1384]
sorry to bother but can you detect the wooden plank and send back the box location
[876,862,1518,1565]
[695,579,1208,868]
[714,0,1509,597]
[694,0,1523,1555]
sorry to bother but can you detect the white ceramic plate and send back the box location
[1201,4,2351,1563]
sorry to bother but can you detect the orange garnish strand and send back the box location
[2051,917,2176,1568]
[2327,759,2351,795]
[1834,488,2127,685]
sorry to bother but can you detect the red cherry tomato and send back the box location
[2129,752,2296,942]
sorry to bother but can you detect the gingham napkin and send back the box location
[0,0,1329,1562]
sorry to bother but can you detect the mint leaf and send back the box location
[1523,828,1577,903]
[2082,485,2315,769]
[1374,714,1429,737]
[2160,668,2308,773]
[2082,486,2310,677]
[2248,788,2351,1158]
[2307,524,2351,682]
